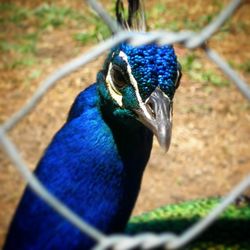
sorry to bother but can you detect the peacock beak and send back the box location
[134,88,173,152]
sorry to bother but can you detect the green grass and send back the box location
[148,1,248,36]
[148,3,219,31]
[180,53,229,87]
[0,2,112,68]
[0,3,85,27]
[33,4,85,29]
[0,33,38,54]
[0,52,37,69]
[73,13,111,44]
[0,3,30,24]
[28,69,42,80]
[229,60,250,74]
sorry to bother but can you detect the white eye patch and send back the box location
[106,62,123,107]
[118,51,152,119]
[105,51,154,120]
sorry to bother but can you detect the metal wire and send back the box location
[86,0,121,33]
[0,0,250,249]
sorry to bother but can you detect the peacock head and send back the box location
[97,0,181,151]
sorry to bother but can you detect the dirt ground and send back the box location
[0,0,250,248]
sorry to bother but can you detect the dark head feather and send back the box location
[116,0,146,31]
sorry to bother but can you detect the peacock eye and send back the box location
[110,67,127,89]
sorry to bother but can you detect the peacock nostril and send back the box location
[146,99,156,118]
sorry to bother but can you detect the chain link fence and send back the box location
[0,0,250,249]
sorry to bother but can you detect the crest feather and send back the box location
[116,0,146,31]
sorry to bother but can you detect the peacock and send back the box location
[3,0,181,249]
[3,1,250,250]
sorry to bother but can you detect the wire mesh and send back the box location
[0,0,250,249]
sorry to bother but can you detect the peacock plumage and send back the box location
[4,1,181,249]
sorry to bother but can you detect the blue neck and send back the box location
[4,83,153,250]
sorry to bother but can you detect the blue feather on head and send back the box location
[119,43,178,100]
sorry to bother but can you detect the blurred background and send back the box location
[0,0,249,247]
